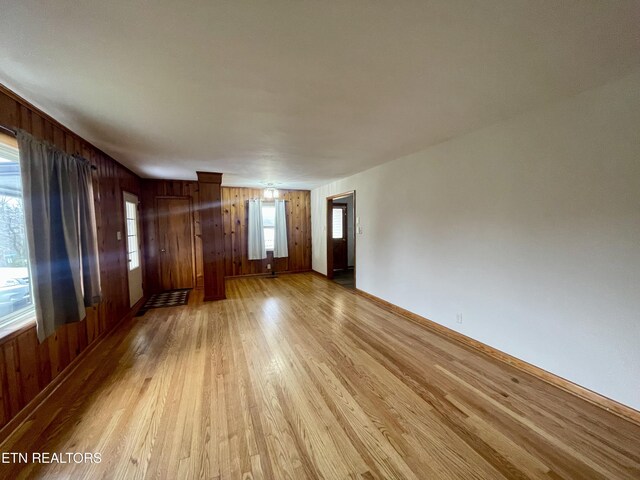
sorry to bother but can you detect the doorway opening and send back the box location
[326,191,356,289]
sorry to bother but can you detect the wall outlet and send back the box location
[357,226,363,234]
[267,263,271,270]
[356,216,360,224]
[456,313,463,324]
[116,231,122,241]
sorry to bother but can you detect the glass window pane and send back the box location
[125,200,139,271]
[127,235,135,254]
[127,218,136,236]
[129,250,139,270]
[0,136,34,328]
[262,204,275,227]
[332,208,343,239]
[264,227,274,250]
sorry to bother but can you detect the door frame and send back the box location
[326,190,356,285]
[155,195,196,290]
[123,191,143,307]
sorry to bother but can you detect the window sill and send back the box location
[0,312,37,344]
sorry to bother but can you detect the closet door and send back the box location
[157,197,194,290]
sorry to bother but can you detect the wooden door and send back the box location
[157,197,194,290]
[332,204,348,271]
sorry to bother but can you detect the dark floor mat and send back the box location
[135,289,191,316]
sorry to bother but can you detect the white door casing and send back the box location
[124,192,143,306]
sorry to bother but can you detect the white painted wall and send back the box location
[311,71,640,410]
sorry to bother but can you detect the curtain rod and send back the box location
[0,124,16,135]
[0,124,97,170]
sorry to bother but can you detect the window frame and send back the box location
[124,197,140,271]
[261,202,276,252]
[332,205,346,240]
[0,131,36,339]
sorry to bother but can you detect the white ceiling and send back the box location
[1,1,639,189]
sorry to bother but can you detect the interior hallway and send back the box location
[1,273,639,479]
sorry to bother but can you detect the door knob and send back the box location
[160,249,166,252]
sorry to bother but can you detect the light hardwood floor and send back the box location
[1,273,639,479]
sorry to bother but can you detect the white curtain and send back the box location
[273,199,288,258]
[247,198,266,260]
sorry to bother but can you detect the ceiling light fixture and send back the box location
[263,187,279,199]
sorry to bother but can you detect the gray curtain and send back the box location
[16,130,101,342]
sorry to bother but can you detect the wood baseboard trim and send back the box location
[353,287,640,427]
[0,296,147,446]
[203,294,226,301]
[225,269,313,280]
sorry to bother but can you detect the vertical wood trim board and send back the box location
[197,172,226,301]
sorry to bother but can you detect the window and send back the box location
[125,199,140,270]
[0,133,34,331]
[262,203,275,251]
[332,207,344,239]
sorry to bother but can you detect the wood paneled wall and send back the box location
[0,85,142,430]
[222,187,311,276]
[142,182,311,292]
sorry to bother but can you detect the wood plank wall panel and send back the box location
[141,182,311,292]
[197,172,226,300]
[222,187,312,276]
[0,85,142,430]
